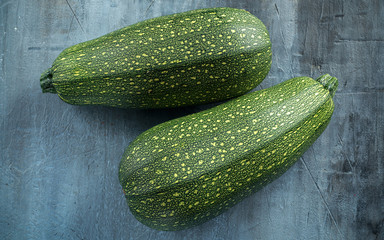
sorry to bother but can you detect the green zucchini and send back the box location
[40,7,271,108]
[119,74,338,230]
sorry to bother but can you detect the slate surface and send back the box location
[1,0,383,239]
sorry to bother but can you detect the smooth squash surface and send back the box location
[119,74,338,230]
[40,7,271,108]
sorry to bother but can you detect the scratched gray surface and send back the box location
[1,0,383,239]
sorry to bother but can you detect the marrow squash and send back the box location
[118,74,338,230]
[40,7,271,108]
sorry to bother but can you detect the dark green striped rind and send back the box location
[40,7,271,108]
[118,74,338,230]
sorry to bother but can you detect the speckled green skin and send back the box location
[118,74,338,230]
[40,7,272,109]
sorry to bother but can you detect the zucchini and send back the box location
[40,7,271,108]
[118,74,338,230]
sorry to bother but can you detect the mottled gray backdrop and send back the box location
[1,0,383,239]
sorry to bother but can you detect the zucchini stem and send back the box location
[40,68,57,93]
[316,74,338,98]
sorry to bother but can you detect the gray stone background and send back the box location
[1,0,383,239]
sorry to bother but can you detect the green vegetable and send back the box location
[119,74,338,230]
[40,7,271,108]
